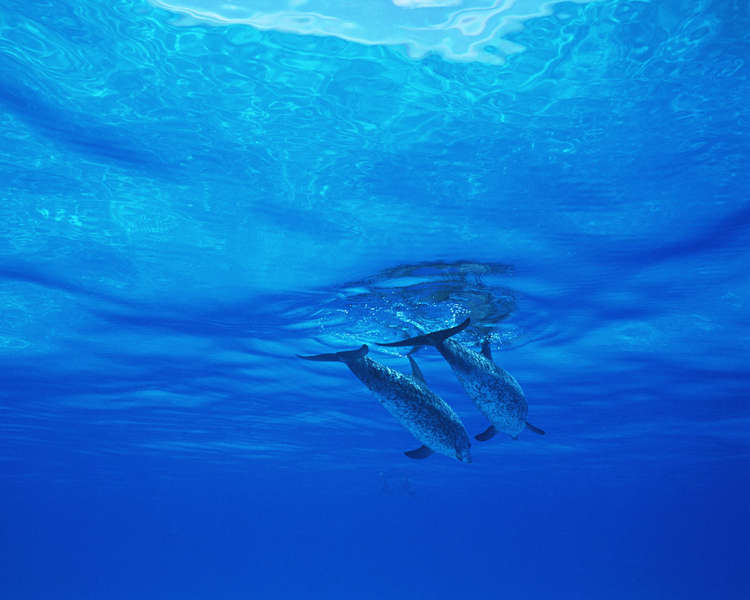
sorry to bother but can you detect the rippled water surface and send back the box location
[1,0,748,598]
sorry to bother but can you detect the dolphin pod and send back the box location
[299,317,543,461]
[378,317,545,442]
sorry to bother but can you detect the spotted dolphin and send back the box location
[378,318,545,441]
[298,344,471,462]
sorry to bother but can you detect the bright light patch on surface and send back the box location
[150,0,594,63]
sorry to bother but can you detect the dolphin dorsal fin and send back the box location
[480,339,492,361]
[407,354,426,384]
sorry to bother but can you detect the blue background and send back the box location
[1,0,748,598]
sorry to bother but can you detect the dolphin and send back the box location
[298,344,472,462]
[377,318,545,442]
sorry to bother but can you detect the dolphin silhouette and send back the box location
[377,318,545,441]
[298,344,472,462]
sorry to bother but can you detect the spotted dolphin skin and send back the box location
[298,345,472,462]
[378,318,545,442]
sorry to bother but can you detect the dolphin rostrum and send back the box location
[298,344,472,462]
[377,318,545,442]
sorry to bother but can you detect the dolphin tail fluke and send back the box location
[377,317,470,349]
[297,344,368,363]
[404,445,434,459]
[525,421,545,435]
[474,425,497,442]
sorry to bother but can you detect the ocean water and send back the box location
[1,0,748,598]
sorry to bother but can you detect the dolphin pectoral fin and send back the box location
[404,445,434,459]
[480,339,492,361]
[377,318,471,348]
[407,354,427,384]
[525,421,546,435]
[474,425,497,442]
[297,345,368,362]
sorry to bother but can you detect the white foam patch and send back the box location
[150,0,594,64]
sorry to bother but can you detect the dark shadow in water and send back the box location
[640,201,750,264]
[0,77,164,172]
[0,260,126,305]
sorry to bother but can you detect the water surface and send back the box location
[1,0,748,598]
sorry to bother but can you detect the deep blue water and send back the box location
[1,0,749,598]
